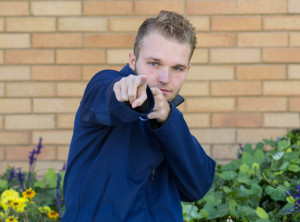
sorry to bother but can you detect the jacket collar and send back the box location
[120,64,185,107]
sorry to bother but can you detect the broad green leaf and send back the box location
[240,163,250,174]
[286,196,294,204]
[256,207,269,219]
[288,164,300,172]
[272,151,284,160]
[229,199,239,218]
[251,184,263,196]
[218,171,237,180]
[45,168,58,188]
[255,142,264,150]
[265,185,286,201]
[254,150,265,164]
[198,209,209,219]
[0,179,8,189]
[280,161,290,171]
[243,144,253,154]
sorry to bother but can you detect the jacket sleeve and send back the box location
[79,71,154,126]
[148,103,216,202]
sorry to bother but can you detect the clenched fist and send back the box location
[147,87,170,123]
[113,74,147,109]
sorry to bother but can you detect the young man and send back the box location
[62,11,215,222]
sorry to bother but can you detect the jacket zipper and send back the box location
[92,175,111,222]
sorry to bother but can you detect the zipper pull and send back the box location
[151,169,156,180]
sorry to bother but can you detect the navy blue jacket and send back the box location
[62,64,215,222]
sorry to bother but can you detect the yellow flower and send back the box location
[48,210,59,219]
[0,189,20,210]
[5,215,18,222]
[39,206,51,214]
[22,188,36,200]
[14,198,28,213]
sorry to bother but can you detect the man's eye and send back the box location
[150,62,158,66]
[173,67,182,71]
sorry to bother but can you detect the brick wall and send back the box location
[0,0,300,173]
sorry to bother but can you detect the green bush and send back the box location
[182,129,300,222]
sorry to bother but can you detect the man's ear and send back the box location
[129,51,136,71]
[187,63,191,71]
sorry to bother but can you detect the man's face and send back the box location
[129,31,191,102]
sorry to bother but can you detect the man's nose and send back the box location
[158,68,170,83]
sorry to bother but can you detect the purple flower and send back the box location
[56,173,63,216]
[17,167,25,192]
[60,163,67,172]
[28,149,37,166]
[36,137,43,155]
[7,167,16,182]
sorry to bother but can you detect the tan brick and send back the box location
[264,113,300,128]
[33,98,80,113]
[109,17,145,32]
[57,114,75,129]
[32,1,81,16]
[0,116,3,130]
[238,32,288,47]
[289,65,300,79]
[6,146,56,161]
[0,83,4,96]
[211,48,260,64]
[238,97,287,112]
[264,16,300,30]
[190,49,208,64]
[7,17,56,32]
[180,82,209,97]
[0,2,29,16]
[197,33,236,47]
[238,129,287,143]
[0,146,4,160]
[5,115,55,130]
[107,49,131,64]
[0,66,30,81]
[57,83,87,97]
[264,81,300,95]
[57,146,70,161]
[290,98,300,111]
[5,50,54,64]
[84,1,132,15]
[59,17,107,32]
[212,81,261,96]
[182,113,210,128]
[212,145,238,160]
[191,129,236,144]
[32,66,81,81]
[7,83,55,97]
[264,48,300,63]
[0,99,31,114]
[57,49,105,64]
[187,65,234,81]
[0,132,30,145]
[186,98,235,112]
[238,0,286,14]
[83,65,123,81]
[0,34,30,48]
[0,51,3,64]
[85,34,135,48]
[290,33,300,46]
[236,65,286,80]
[189,16,210,31]
[288,0,300,13]
[135,1,184,15]
[212,16,261,31]
[213,113,262,128]
[33,130,73,145]
[187,0,236,15]
[33,34,82,48]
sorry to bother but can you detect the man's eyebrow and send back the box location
[145,57,161,62]
[145,57,188,69]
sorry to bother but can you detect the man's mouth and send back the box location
[160,88,171,94]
